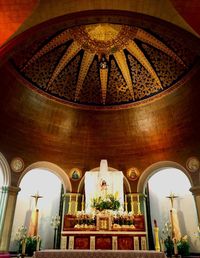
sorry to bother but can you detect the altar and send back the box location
[33,250,166,258]
[61,160,147,250]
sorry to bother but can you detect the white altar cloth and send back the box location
[33,249,167,258]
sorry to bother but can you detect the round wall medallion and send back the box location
[186,157,200,173]
[127,167,140,181]
[69,168,82,181]
[10,157,24,172]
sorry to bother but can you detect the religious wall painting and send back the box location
[69,168,82,180]
[127,167,140,181]
[10,157,24,173]
[186,157,200,173]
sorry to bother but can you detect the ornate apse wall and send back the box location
[0,10,200,192]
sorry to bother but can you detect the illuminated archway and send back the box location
[17,161,71,192]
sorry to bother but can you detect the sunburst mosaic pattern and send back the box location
[11,23,195,108]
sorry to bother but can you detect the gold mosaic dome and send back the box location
[11,21,196,109]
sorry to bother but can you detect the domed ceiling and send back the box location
[10,21,197,109]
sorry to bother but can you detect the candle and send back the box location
[137,195,141,215]
[75,195,78,213]
[174,238,178,255]
[160,239,165,252]
[68,195,72,214]
[153,224,160,252]
[131,195,134,214]
[82,195,84,203]
[36,236,40,251]
[21,239,26,255]
[125,195,127,203]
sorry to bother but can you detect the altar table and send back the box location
[61,230,147,250]
[33,250,167,258]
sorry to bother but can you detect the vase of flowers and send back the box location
[161,222,174,257]
[91,193,120,212]
[177,236,190,256]
[15,225,41,256]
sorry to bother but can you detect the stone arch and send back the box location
[17,161,72,192]
[137,160,193,193]
[0,152,11,186]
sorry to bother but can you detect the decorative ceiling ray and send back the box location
[75,51,95,101]
[47,41,81,89]
[114,50,134,100]
[21,30,72,72]
[135,28,186,67]
[126,41,162,89]
[100,67,108,104]
[14,23,194,108]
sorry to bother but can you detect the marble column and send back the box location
[190,185,200,223]
[0,186,20,251]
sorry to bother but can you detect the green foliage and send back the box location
[91,194,120,211]
[18,236,40,256]
[164,236,174,257]
[177,236,190,256]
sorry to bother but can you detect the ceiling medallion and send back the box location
[73,24,135,55]
[69,168,82,181]
[186,157,200,173]
[127,167,140,181]
[10,157,24,173]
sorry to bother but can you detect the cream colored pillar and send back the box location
[190,185,200,223]
[0,186,20,251]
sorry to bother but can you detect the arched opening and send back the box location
[0,153,11,245]
[139,162,199,253]
[0,152,11,187]
[0,166,3,187]
[10,166,70,252]
[17,161,71,193]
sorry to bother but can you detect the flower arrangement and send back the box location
[195,224,200,239]
[91,193,120,211]
[177,235,190,256]
[15,225,41,256]
[161,222,174,257]
[161,222,190,257]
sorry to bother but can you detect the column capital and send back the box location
[0,185,21,194]
[189,185,200,196]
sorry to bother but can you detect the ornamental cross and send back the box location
[31,192,43,208]
[166,192,178,208]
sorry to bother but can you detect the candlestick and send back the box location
[154,224,160,252]
[36,236,40,251]
[125,195,128,212]
[131,195,134,214]
[68,195,72,214]
[75,195,78,213]
[137,195,141,215]
[174,238,178,256]
[21,239,26,255]
[160,239,165,252]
